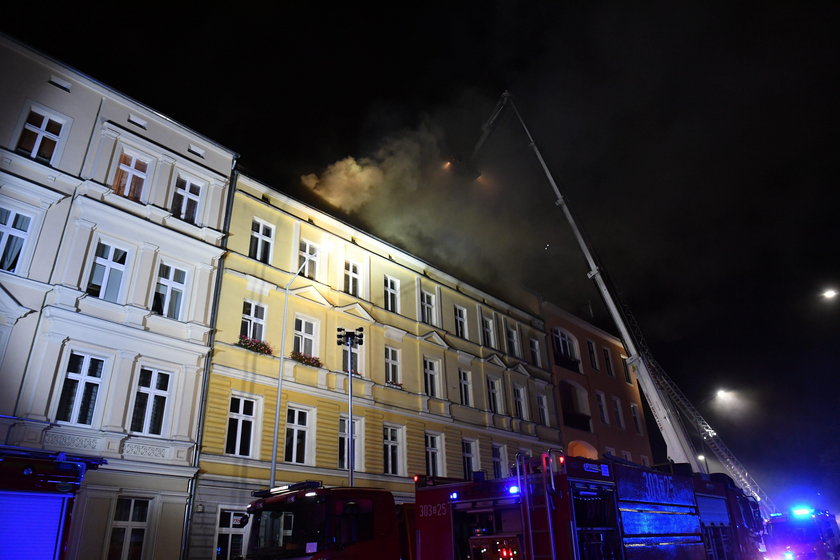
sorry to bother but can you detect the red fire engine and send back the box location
[763,507,840,560]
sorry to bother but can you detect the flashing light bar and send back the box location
[508,485,520,495]
[792,506,815,518]
[450,492,459,500]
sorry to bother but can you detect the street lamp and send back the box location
[268,245,328,488]
[697,454,710,474]
[337,327,364,487]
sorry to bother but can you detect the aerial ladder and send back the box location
[469,91,776,519]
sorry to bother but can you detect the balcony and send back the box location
[563,412,592,432]
[553,352,581,373]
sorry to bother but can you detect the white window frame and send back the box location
[630,403,644,435]
[284,405,314,465]
[487,377,503,414]
[611,396,625,430]
[171,173,205,225]
[537,394,549,426]
[454,305,468,339]
[226,394,258,458]
[342,343,362,376]
[491,444,507,479]
[622,450,632,462]
[458,369,472,407]
[128,365,171,436]
[513,385,528,420]
[14,102,71,165]
[339,415,363,471]
[462,439,479,479]
[425,432,443,477]
[384,346,400,385]
[530,338,542,368]
[55,349,109,427]
[293,315,318,357]
[344,259,361,296]
[0,201,34,274]
[298,239,320,279]
[241,300,266,341]
[602,347,615,376]
[423,357,439,398]
[623,357,633,384]
[587,340,599,370]
[506,325,520,358]
[481,315,495,348]
[112,147,152,202]
[86,239,129,303]
[383,424,404,476]
[420,290,436,325]
[552,328,576,359]
[384,275,400,313]
[152,260,188,320]
[107,496,151,560]
[640,455,651,467]
[215,506,249,560]
[605,446,616,457]
[596,391,609,424]
[249,218,274,264]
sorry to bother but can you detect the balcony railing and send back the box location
[563,412,591,432]
[553,352,580,373]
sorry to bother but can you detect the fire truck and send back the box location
[763,507,840,560]
[238,450,764,560]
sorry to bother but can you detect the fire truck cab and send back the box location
[763,507,840,560]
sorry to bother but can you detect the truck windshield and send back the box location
[766,520,820,544]
[247,498,328,558]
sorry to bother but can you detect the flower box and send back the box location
[237,335,273,355]
[290,351,322,368]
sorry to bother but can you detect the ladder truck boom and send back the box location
[472,90,774,514]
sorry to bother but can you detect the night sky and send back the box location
[3,2,839,517]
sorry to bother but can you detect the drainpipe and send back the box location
[180,156,239,559]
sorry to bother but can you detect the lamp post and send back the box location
[697,454,710,474]
[268,249,323,489]
[337,327,363,487]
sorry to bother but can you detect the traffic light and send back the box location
[336,327,345,346]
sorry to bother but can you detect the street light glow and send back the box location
[822,289,837,299]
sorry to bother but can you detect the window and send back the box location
[384,347,400,385]
[284,407,310,464]
[225,396,255,456]
[86,241,128,302]
[0,205,32,273]
[552,328,576,360]
[605,446,616,457]
[481,316,495,348]
[152,262,186,319]
[513,386,528,420]
[492,444,506,479]
[622,450,632,462]
[298,239,319,279]
[506,325,520,357]
[487,378,502,414]
[611,396,625,430]
[240,301,266,341]
[249,219,273,264]
[630,403,643,435]
[129,367,170,436]
[344,260,361,296]
[425,433,442,476]
[16,105,66,164]
[342,344,360,375]
[383,425,402,475]
[454,305,467,338]
[596,392,609,424]
[459,369,472,407]
[216,508,248,560]
[420,290,435,325]
[423,358,438,398]
[462,439,477,479]
[640,455,651,467]
[537,394,549,426]
[338,416,361,471]
[107,497,149,560]
[56,351,105,426]
[623,357,633,383]
[172,175,203,224]
[113,150,149,202]
[587,340,598,370]
[602,348,614,376]
[293,316,316,356]
[529,338,542,368]
[383,275,399,313]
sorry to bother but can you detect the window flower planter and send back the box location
[290,351,322,368]
[386,381,403,389]
[237,335,273,355]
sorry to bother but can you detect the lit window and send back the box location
[172,175,203,224]
[225,396,255,456]
[298,239,319,279]
[454,305,468,338]
[249,219,273,264]
[113,151,149,202]
[56,351,105,426]
[240,301,266,341]
[383,275,399,313]
[129,367,170,436]
[344,260,361,296]
[108,497,150,560]
[284,407,310,464]
[425,433,442,477]
[459,369,472,407]
[216,508,248,560]
[385,347,400,385]
[16,106,66,164]
[86,241,128,303]
[152,262,186,320]
[0,205,32,273]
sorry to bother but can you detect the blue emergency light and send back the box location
[508,485,520,495]
[791,506,814,518]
